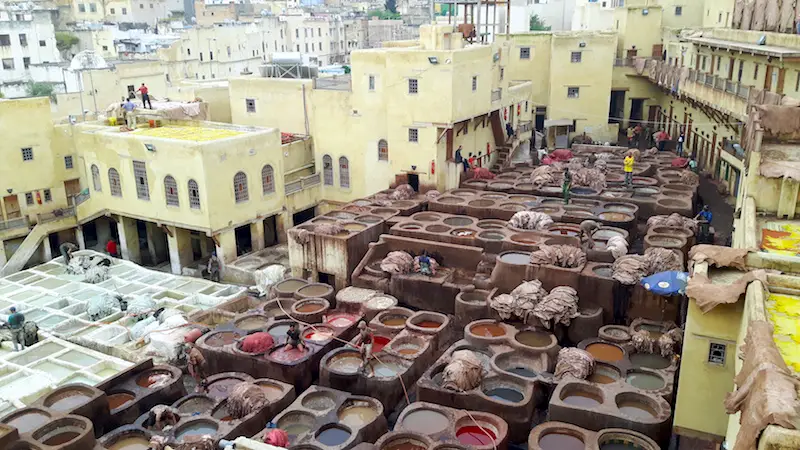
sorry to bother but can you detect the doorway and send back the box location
[407,173,420,192]
[3,195,20,219]
[629,99,644,127]
[234,224,252,257]
[64,179,81,206]
[554,126,569,148]
[535,107,546,131]
[264,216,278,247]
[293,207,316,226]
[609,91,626,125]
[318,272,335,286]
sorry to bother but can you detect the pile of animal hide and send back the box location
[314,223,344,236]
[150,435,215,450]
[631,329,654,354]
[681,170,699,185]
[596,153,615,160]
[390,184,415,200]
[490,280,548,323]
[472,167,496,180]
[594,159,608,173]
[688,245,749,271]
[647,213,698,233]
[606,235,629,259]
[643,147,658,158]
[254,265,288,297]
[263,429,290,447]
[413,255,440,275]
[530,244,587,268]
[87,293,123,321]
[425,190,441,199]
[143,373,172,389]
[657,328,683,358]
[441,349,484,391]
[572,168,607,191]
[289,222,346,245]
[533,286,580,328]
[554,348,595,381]
[611,248,683,285]
[625,149,641,160]
[380,251,414,274]
[66,255,111,283]
[530,164,562,188]
[508,211,554,230]
[127,295,157,318]
[146,405,181,431]
[240,332,275,353]
[227,382,269,419]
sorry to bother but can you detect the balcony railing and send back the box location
[70,192,90,206]
[491,89,502,102]
[37,207,76,224]
[0,217,29,232]
[518,120,533,133]
[614,58,633,67]
[285,172,321,196]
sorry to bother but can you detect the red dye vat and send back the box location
[456,426,496,446]
[270,345,308,363]
[372,336,390,353]
[326,314,356,328]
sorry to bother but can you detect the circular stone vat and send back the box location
[206,375,249,400]
[588,363,622,384]
[651,226,693,239]
[585,342,625,362]
[43,385,95,412]
[597,430,657,450]
[174,395,215,415]
[509,233,542,245]
[539,432,585,450]
[269,344,308,363]
[328,350,362,374]
[458,291,487,304]
[615,393,659,420]
[592,265,614,278]
[412,212,442,222]
[105,430,151,450]
[559,384,604,407]
[498,251,531,265]
[593,228,626,241]
[570,187,597,195]
[633,187,659,196]
[468,199,495,208]
[234,314,270,331]
[630,353,671,370]
[301,391,337,411]
[316,424,352,446]
[268,322,291,339]
[356,215,382,224]
[500,203,525,211]
[402,408,449,435]
[598,325,631,343]
[327,211,357,220]
[342,222,367,232]
[107,392,135,410]
[326,313,357,328]
[399,223,422,230]
[32,417,89,446]
[278,411,316,439]
[338,399,380,427]
[482,377,525,403]
[456,424,497,446]
[425,224,451,233]
[297,283,333,299]
[379,313,410,328]
[477,220,507,229]
[372,208,401,217]
[304,325,335,343]
[444,216,475,226]
[408,314,443,330]
[369,359,406,378]
[174,419,219,442]
[436,196,465,204]
[313,217,337,224]
[451,228,475,237]
[274,278,309,296]
[390,336,424,356]
[469,322,506,338]
[451,189,478,197]
[626,370,666,390]
[365,295,397,312]
[478,230,506,241]
[549,224,580,236]
[603,202,637,213]
[382,436,430,450]
[646,234,684,247]
[494,354,538,379]
[515,330,553,348]
[294,299,328,314]
[204,330,244,347]
[488,182,513,190]
[598,212,634,222]
[3,408,52,433]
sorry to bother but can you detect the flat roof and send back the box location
[686,36,800,59]
[133,125,246,141]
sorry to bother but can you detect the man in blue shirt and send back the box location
[6,307,25,351]
[122,99,136,130]
[696,205,713,224]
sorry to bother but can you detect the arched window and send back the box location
[188,179,200,209]
[164,175,179,206]
[108,168,122,197]
[322,155,333,186]
[261,165,275,194]
[378,140,388,161]
[234,171,249,203]
[339,156,350,188]
[91,164,101,192]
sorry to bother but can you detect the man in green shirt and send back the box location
[7,307,25,351]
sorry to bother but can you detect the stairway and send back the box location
[1,215,78,276]
[489,110,514,172]
[491,146,511,171]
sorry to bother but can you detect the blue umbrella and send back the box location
[641,271,689,296]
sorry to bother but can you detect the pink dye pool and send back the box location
[270,345,309,363]
[372,336,390,353]
[326,314,356,328]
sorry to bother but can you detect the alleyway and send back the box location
[697,175,735,246]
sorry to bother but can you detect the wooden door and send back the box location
[765,65,774,91]
[3,195,20,219]
[652,44,664,60]
[648,106,659,124]
[728,57,735,79]
[710,55,716,75]
[64,179,81,206]
[777,68,786,94]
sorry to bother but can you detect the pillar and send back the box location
[75,226,86,250]
[277,213,291,244]
[0,240,7,268]
[214,229,238,266]
[96,218,113,247]
[42,235,53,261]
[116,216,141,263]
[167,226,194,275]
[251,220,265,252]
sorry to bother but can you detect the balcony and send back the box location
[491,88,502,102]
[37,207,76,224]
[518,120,533,134]
[0,217,29,232]
[285,172,321,196]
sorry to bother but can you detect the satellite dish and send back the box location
[69,50,109,71]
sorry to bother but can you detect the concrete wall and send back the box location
[0,9,64,99]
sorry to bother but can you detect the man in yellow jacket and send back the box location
[623,153,635,188]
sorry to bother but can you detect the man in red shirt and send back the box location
[137,83,152,109]
[106,239,118,258]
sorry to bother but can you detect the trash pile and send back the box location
[490,280,580,329]
[530,244,587,268]
[508,211,554,230]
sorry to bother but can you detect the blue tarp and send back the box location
[641,271,689,296]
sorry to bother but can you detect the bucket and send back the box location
[149,119,155,128]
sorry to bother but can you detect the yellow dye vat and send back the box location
[762,223,800,255]
[765,293,800,373]
[134,126,244,142]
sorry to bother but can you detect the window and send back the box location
[368,75,375,91]
[110,7,115,13]
[91,164,101,191]
[408,128,418,142]
[520,47,530,59]
[708,342,726,365]
[500,67,504,80]
[754,63,759,79]
[64,155,73,169]
[296,45,300,51]
[21,147,33,161]
[246,98,256,113]
[339,157,350,188]
[675,6,682,15]
[227,46,231,57]
[718,12,722,23]
[187,48,190,56]
[795,71,800,91]
[233,171,248,203]
[408,78,418,94]
[2,59,14,70]
[323,155,333,186]
[570,51,582,63]
[25,192,33,205]
[89,3,97,12]
[305,43,309,52]
[39,40,46,47]
[139,3,144,8]
[133,160,150,200]
[472,76,477,91]
[318,27,322,36]
[188,180,200,209]
[150,3,154,7]
[295,29,299,38]
[43,189,52,202]
[122,7,126,14]
[567,87,580,98]
[19,34,27,47]
[378,140,388,161]
[78,4,85,12]
[200,52,203,62]
[717,57,721,71]
[164,176,179,206]
[210,51,213,60]
[109,168,122,197]
[304,28,308,37]
[23,57,30,69]
[101,46,108,51]
[261,165,275,194]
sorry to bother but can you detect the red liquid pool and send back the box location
[456,426,496,445]
[372,336,390,353]
[270,345,308,363]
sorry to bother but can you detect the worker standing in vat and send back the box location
[186,342,208,391]
[623,152,635,188]
[207,252,221,282]
[353,321,374,375]
[562,168,572,205]
[59,242,78,264]
[285,322,306,352]
[579,220,600,252]
[6,307,25,352]
[137,83,153,109]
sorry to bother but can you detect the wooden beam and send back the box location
[436,127,450,143]
[456,121,469,136]
[474,114,488,130]
[161,225,173,238]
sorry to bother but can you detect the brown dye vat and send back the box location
[108,436,151,450]
[42,431,81,446]
[343,223,367,231]
[6,411,50,433]
[276,279,307,292]
[443,217,475,226]
[588,365,621,384]
[585,343,624,362]
[383,438,429,450]
[256,381,285,401]
[414,321,442,329]
[515,330,551,347]
[561,391,602,407]
[45,392,91,412]
[295,302,325,313]
[538,433,585,450]
[108,392,135,410]
[205,331,243,347]
[470,323,506,337]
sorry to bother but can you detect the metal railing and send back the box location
[0,217,28,231]
[491,89,502,102]
[37,207,76,224]
[285,180,302,195]
[70,192,90,206]
[285,172,321,196]
[302,172,321,187]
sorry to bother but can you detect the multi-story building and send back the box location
[68,0,175,25]
[280,13,349,65]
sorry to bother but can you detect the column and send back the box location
[277,213,291,244]
[250,220,265,252]
[75,226,86,250]
[0,240,7,268]
[166,226,194,275]
[214,229,237,266]
[42,234,53,261]
[96,218,113,247]
[116,216,141,263]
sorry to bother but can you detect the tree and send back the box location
[26,82,56,101]
[55,32,79,54]
[385,0,397,14]
[529,14,551,31]
[368,9,400,19]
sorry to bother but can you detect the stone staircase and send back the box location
[491,145,512,171]
[0,210,77,276]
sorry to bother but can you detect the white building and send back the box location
[570,0,616,30]
[510,0,576,32]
